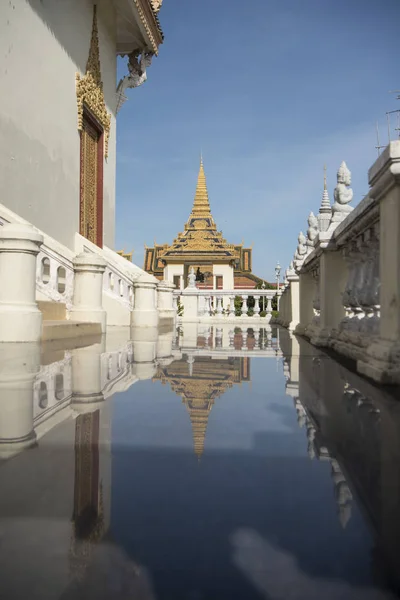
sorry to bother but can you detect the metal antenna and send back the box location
[386,109,400,142]
[375,122,385,156]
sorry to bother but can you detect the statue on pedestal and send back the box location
[306,212,319,252]
[331,161,354,224]
[187,267,196,289]
[294,232,307,270]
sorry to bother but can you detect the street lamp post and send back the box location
[275,261,281,311]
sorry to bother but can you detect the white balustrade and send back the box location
[103,265,134,309]
[174,288,276,322]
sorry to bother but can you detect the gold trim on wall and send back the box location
[76,5,111,158]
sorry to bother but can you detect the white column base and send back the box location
[0,306,43,343]
[69,307,107,331]
[0,223,44,342]
[358,339,400,384]
[131,309,159,328]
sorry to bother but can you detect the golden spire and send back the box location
[191,157,212,217]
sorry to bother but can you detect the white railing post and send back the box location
[229,296,236,318]
[241,295,248,317]
[0,223,44,342]
[70,252,107,332]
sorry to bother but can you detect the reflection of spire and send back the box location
[186,399,213,459]
[191,157,212,217]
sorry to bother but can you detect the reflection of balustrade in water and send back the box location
[171,324,281,357]
[0,332,160,458]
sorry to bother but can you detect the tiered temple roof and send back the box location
[143,158,268,287]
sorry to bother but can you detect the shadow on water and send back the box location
[0,324,400,599]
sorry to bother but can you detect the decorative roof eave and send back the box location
[161,253,237,263]
[115,0,163,57]
[131,0,164,54]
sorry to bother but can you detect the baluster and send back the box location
[215,327,223,347]
[266,297,272,317]
[253,327,260,346]
[229,295,236,317]
[241,328,248,348]
[241,294,248,316]
[229,329,235,347]
[216,295,223,316]
[253,295,260,317]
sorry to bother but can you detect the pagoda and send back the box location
[144,158,266,289]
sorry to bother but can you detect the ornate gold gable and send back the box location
[76,5,111,158]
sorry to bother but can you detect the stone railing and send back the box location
[173,288,276,323]
[0,202,75,310]
[0,203,173,340]
[279,141,400,384]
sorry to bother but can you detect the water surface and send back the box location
[0,325,399,600]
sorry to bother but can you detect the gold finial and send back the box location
[324,164,327,190]
[191,156,212,217]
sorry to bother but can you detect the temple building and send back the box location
[154,355,250,459]
[144,159,267,290]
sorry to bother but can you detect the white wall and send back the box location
[0,0,117,251]
[213,264,234,290]
[164,264,184,288]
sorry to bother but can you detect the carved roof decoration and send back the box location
[76,5,111,158]
[133,0,164,54]
[150,0,163,14]
[159,159,240,263]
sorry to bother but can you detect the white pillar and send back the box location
[131,273,159,328]
[157,280,175,321]
[0,343,40,458]
[0,223,44,342]
[253,295,260,317]
[70,339,105,414]
[287,275,300,331]
[313,250,348,346]
[295,272,315,335]
[180,288,200,321]
[70,252,107,332]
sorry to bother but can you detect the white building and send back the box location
[0,0,174,342]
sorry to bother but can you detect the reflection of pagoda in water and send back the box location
[154,356,250,458]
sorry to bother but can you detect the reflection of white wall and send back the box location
[213,264,234,289]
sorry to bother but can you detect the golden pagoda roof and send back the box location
[159,159,240,264]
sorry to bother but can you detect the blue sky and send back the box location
[116,0,400,281]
